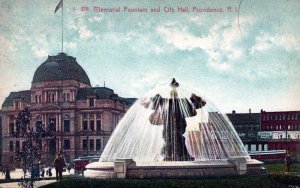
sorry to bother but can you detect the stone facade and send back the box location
[1,53,135,168]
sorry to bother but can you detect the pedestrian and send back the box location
[41,169,45,178]
[54,153,66,181]
[285,153,292,173]
[67,163,71,174]
[5,168,10,180]
[48,167,52,177]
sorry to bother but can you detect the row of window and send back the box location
[32,91,108,105]
[33,93,95,106]
[82,120,101,131]
[9,139,81,152]
[8,120,71,134]
[82,139,102,151]
[262,113,300,121]
[272,134,300,139]
[9,119,104,135]
[244,144,268,151]
[263,124,300,131]
[13,101,23,110]
[235,125,259,131]
[33,91,74,104]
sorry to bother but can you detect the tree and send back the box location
[13,105,55,188]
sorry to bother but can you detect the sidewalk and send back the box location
[0,168,76,188]
[0,168,75,179]
[0,179,56,188]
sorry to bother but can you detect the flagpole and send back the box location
[62,0,64,53]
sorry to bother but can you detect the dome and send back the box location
[32,53,91,86]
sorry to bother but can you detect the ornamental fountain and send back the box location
[85,78,265,178]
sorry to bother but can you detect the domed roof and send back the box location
[32,53,91,86]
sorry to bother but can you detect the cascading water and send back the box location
[100,78,249,162]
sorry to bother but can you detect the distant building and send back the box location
[228,109,300,161]
[259,110,300,160]
[227,109,267,152]
[1,53,135,168]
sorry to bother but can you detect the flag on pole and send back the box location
[54,0,63,13]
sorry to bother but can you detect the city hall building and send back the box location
[1,53,135,168]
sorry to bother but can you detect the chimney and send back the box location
[249,108,251,117]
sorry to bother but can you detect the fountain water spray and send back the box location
[100,78,249,162]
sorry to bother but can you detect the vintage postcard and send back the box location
[0,0,299,186]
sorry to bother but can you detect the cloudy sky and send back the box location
[0,0,299,113]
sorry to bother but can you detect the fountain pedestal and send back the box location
[228,157,247,175]
[85,158,266,179]
[114,159,136,178]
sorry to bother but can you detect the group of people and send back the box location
[40,167,52,177]
[2,168,11,180]
[39,153,67,181]
[0,153,72,181]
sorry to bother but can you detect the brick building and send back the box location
[1,52,135,168]
[259,110,300,160]
[228,109,300,161]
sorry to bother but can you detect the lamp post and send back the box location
[86,132,89,155]
[286,124,288,154]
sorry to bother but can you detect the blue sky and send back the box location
[0,0,299,113]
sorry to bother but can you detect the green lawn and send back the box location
[38,163,300,188]
[40,174,300,188]
[264,162,300,175]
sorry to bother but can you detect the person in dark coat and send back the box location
[5,168,10,180]
[285,153,292,172]
[48,167,52,177]
[54,153,66,181]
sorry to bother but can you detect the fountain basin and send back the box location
[84,158,266,179]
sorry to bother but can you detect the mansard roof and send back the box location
[2,87,136,108]
[76,87,136,105]
[2,90,31,107]
[32,53,91,86]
